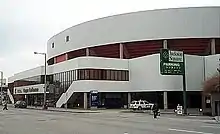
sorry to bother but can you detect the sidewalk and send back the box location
[8,104,100,113]
[27,106,101,113]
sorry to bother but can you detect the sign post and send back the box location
[160,49,187,115]
[90,90,99,109]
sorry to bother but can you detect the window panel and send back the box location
[110,70,114,80]
[121,71,126,81]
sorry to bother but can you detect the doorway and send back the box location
[215,101,220,116]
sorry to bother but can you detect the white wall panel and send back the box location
[69,80,130,92]
[8,66,44,82]
[48,56,129,75]
[204,54,220,80]
[47,7,220,59]
[129,54,204,92]
[185,55,204,91]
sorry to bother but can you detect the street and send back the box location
[0,107,219,134]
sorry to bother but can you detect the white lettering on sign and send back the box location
[169,50,183,62]
[163,63,180,66]
[14,84,46,94]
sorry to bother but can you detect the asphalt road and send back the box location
[0,107,219,134]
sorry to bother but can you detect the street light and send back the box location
[34,52,47,109]
[217,58,220,121]
[0,71,3,105]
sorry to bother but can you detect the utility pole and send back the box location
[34,52,47,110]
[217,58,220,122]
[0,71,3,105]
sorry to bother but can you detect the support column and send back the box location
[120,43,123,59]
[65,53,68,60]
[211,39,216,55]
[54,57,56,64]
[163,91,168,110]
[163,40,168,49]
[64,92,68,109]
[86,48,90,56]
[163,40,168,110]
[84,92,88,109]
[127,92,131,106]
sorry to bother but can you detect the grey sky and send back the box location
[0,0,220,79]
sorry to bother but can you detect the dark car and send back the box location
[14,101,27,108]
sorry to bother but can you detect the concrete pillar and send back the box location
[120,43,123,59]
[163,91,168,110]
[65,53,68,60]
[86,48,90,56]
[84,92,88,109]
[211,39,216,55]
[163,40,168,49]
[64,92,68,109]
[127,92,131,106]
[54,57,56,64]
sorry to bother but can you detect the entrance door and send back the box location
[215,101,220,116]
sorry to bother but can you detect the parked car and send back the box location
[129,100,154,110]
[14,101,27,108]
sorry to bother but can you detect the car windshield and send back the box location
[16,101,21,104]
[144,101,149,104]
[131,101,136,104]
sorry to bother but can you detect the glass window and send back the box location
[131,101,135,104]
[73,70,76,81]
[66,36,70,42]
[140,102,144,104]
[52,43,54,48]
[121,71,126,81]
[110,70,114,80]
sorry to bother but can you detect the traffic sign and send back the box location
[160,49,185,75]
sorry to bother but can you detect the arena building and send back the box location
[8,7,220,113]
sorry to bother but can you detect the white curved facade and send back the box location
[47,6,220,59]
[8,7,220,109]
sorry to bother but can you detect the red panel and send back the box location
[67,48,86,60]
[55,54,66,63]
[168,38,210,55]
[216,39,220,54]
[125,40,162,58]
[90,44,120,58]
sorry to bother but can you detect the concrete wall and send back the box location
[48,56,129,74]
[69,80,130,92]
[47,7,220,59]
[204,54,220,80]
[129,54,204,92]
[8,66,45,83]
[8,54,219,93]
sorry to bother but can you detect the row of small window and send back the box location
[51,36,70,48]
[53,70,77,83]
[14,75,53,87]
[77,69,129,81]
[53,69,129,82]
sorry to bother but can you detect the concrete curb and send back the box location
[26,107,101,113]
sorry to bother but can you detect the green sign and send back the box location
[160,49,185,75]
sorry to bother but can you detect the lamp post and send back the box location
[217,58,220,121]
[34,52,47,109]
[0,71,3,105]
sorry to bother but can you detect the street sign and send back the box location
[177,105,183,115]
[160,49,185,75]
[90,90,99,107]
[160,49,187,115]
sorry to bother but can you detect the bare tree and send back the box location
[203,75,220,93]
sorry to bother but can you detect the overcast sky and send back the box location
[0,0,220,79]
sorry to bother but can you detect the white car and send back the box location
[129,100,154,110]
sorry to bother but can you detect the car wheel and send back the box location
[138,106,142,110]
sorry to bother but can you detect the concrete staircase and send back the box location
[56,83,75,108]
[7,89,14,104]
